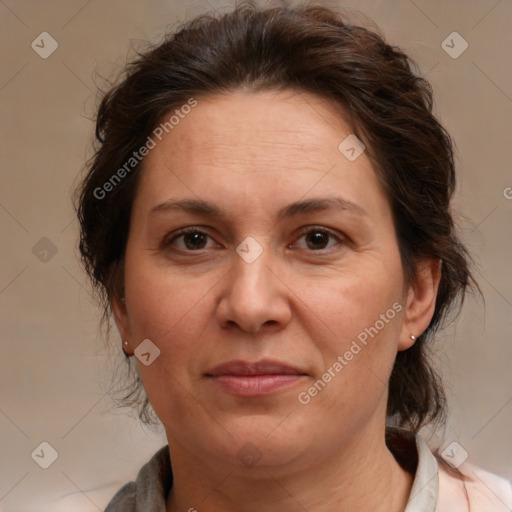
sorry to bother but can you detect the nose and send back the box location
[216,243,292,334]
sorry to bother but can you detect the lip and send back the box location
[205,359,307,397]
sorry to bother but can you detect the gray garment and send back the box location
[104,429,438,512]
[105,444,172,512]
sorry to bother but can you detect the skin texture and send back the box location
[112,89,440,512]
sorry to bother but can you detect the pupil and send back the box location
[308,231,328,249]
[185,232,205,250]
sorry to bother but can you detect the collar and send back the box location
[109,429,440,511]
[386,428,439,512]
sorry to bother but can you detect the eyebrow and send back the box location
[150,196,366,220]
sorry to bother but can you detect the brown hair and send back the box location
[75,1,475,429]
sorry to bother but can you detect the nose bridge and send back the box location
[232,235,272,294]
[217,235,290,333]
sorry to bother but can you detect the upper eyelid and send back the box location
[293,225,342,238]
[165,226,213,244]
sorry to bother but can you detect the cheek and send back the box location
[122,254,219,379]
[123,249,211,335]
[307,257,404,348]
[298,255,404,406]
[123,262,219,422]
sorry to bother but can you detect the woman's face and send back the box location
[113,89,437,472]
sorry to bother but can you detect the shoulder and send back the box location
[437,461,512,512]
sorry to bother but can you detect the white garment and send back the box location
[404,430,512,511]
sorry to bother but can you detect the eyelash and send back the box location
[163,226,345,253]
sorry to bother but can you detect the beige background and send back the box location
[1,0,511,510]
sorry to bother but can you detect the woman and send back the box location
[75,2,511,511]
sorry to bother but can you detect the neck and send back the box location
[166,424,414,512]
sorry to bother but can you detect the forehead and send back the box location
[134,89,385,218]
[155,90,351,162]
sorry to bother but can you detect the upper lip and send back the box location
[205,359,307,377]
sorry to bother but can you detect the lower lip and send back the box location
[209,374,304,397]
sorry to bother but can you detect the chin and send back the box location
[220,415,309,467]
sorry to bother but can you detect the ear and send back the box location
[111,291,132,346]
[109,263,133,351]
[398,258,441,351]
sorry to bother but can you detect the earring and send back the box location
[122,340,130,356]
[410,334,416,341]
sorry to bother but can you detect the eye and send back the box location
[292,226,343,251]
[164,227,216,251]
[163,226,344,254]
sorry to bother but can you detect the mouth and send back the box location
[204,359,308,397]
